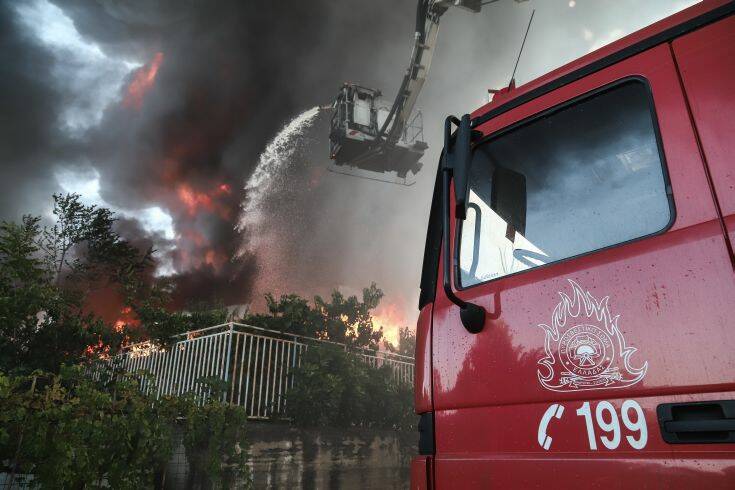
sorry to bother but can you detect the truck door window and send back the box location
[459,80,672,287]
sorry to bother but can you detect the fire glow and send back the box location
[372,303,407,347]
[177,183,213,215]
[204,249,227,270]
[176,182,233,219]
[123,52,164,110]
[114,306,139,333]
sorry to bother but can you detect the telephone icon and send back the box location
[537,403,564,450]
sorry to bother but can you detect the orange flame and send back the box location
[85,338,109,357]
[123,52,164,110]
[114,306,139,333]
[176,182,233,220]
[372,303,407,347]
[177,183,213,216]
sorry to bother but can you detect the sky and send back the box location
[0,0,699,345]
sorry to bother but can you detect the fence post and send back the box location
[222,322,234,403]
[291,335,300,385]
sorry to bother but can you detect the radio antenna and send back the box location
[509,9,535,86]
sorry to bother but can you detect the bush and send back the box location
[286,346,414,431]
[0,367,174,489]
[178,378,251,490]
[0,367,251,489]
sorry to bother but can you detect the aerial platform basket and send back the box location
[328,83,427,186]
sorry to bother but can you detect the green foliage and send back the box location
[0,367,174,489]
[312,283,384,348]
[0,193,409,486]
[248,287,412,432]
[0,368,252,489]
[244,283,385,349]
[129,281,230,347]
[286,346,414,431]
[283,347,352,427]
[39,193,151,287]
[179,379,251,490]
[0,216,102,373]
[0,217,55,370]
[259,293,317,338]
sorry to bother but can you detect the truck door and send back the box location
[672,14,735,253]
[432,43,735,488]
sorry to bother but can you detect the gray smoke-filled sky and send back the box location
[0,0,698,341]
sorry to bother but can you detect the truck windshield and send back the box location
[459,80,672,287]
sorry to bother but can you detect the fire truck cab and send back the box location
[413,1,735,488]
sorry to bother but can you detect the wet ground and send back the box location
[248,424,414,489]
[164,423,415,489]
[254,465,410,489]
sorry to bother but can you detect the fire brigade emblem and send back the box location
[536,280,647,392]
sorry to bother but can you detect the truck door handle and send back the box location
[665,419,735,432]
[657,400,735,444]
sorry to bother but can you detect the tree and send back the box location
[312,283,384,349]
[0,368,252,489]
[38,193,151,289]
[0,216,60,371]
[386,326,416,357]
[285,345,414,431]
[240,293,318,338]
[0,194,151,373]
[129,279,231,347]
[0,215,107,372]
[243,283,385,349]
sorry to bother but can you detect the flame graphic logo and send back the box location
[537,280,647,392]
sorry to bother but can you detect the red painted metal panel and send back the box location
[415,303,434,413]
[673,15,735,249]
[433,221,735,408]
[436,448,735,489]
[436,391,735,455]
[431,24,735,488]
[411,456,432,490]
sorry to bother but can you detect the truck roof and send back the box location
[471,0,734,126]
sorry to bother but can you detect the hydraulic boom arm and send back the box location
[378,1,484,147]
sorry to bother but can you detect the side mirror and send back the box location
[442,115,485,334]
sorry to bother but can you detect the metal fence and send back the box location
[110,323,414,420]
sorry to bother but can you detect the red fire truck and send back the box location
[413,0,735,487]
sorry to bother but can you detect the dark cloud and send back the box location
[0,2,67,219]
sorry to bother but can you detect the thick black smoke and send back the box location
[0,2,68,217]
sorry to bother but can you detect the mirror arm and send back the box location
[441,151,485,334]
